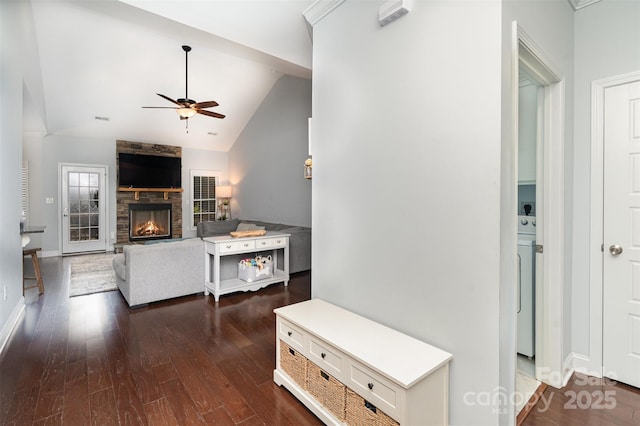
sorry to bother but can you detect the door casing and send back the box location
[511,21,566,391]
[58,163,109,254]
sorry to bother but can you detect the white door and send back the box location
[603,81,640,388]
[61,164,107,254]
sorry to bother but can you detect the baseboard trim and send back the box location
[571,352,604,378]
[0,298,25,355]
[42,246,113,258]
[561,352,600,387]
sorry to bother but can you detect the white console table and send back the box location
[274,299,452,425]
[203,232,290,302]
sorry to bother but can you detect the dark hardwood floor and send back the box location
[1,256,322,425]
[522,372,640,426]
[3,256,640,425]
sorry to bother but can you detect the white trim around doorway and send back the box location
[513,22,567,390]
[58,162,111,255]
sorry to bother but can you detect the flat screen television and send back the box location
[118,153,181,188]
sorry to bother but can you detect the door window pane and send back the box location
[68,171,101,242]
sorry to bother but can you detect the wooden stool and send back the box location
[23,248,44,295]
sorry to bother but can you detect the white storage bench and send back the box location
[273,299,452,425]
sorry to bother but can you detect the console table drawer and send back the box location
[219,240,255,253]
[309,337,345,380]
[348,361,400,419]
[278,318,305,352]
[256,237,287,249]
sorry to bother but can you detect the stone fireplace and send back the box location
[128,203,172,241]
[116,140,183,246]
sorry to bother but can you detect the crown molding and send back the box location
[303,0,345,27]
[568,0,603,10]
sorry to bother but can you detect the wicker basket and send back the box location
[306,362,347,421]
[345,388,399,426]
[279,340,307,388]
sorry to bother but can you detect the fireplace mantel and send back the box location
[118,187,183,201]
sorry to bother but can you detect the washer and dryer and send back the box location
[517,215,536,358]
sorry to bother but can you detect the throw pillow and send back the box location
[236,223,266,232]
[236,223,255,232]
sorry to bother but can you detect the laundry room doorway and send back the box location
[515,67,542,411]
[511,20,566,400]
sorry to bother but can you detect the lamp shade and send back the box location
[177,107,196,118]
[216,185,232,198]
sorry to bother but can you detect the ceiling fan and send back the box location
[142,45,225,123]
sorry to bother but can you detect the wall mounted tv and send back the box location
[118,153,182,188]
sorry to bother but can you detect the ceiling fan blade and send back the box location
[197,109,225,119]
[157,93,184,106]
[193,100,219,109]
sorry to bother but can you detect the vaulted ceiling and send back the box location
[26,0,313,152]
[25,0,598,152]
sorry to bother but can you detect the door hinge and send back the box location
[601,243,604,252]
[536,244,543,254]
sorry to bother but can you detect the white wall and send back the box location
[0,0,43,349]
[572,0,640,363]
[228,75,312,227]
[310,2,503,424]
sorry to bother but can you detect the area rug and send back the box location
[69,253,117,297]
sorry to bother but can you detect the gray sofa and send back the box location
[112,238,204,307]
[197,219,311,274]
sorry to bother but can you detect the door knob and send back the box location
[609,245,623,256]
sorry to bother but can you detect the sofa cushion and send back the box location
[236,223,266,232]
[112,253,126,281]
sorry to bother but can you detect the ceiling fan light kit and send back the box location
[142,45,225,129]
[177,107,196,118]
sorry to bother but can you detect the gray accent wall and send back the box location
[228,75,312,227]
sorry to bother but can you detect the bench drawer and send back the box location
[278,318,305,352]
[309,337,345,381]
[347,361,400,419]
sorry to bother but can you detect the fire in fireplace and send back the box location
[129,204,172,241]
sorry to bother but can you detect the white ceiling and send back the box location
[27,0,313,152]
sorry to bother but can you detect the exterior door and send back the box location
[603,81,640,388]
[61,164,107,254]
